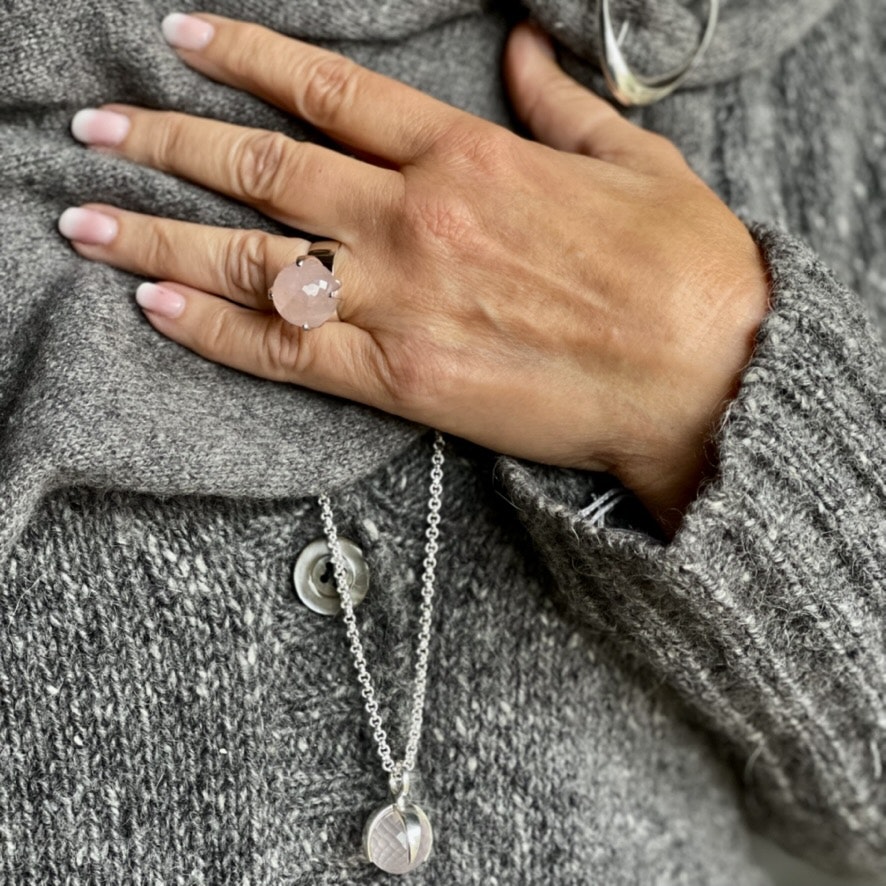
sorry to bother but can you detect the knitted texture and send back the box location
[1,0,885,882]
[0,437,773,884]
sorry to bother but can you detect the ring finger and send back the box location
[59,202,324,311]
[57,205,388,402]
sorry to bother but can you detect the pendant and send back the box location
[363,773,433,875]
[363,800,433,874]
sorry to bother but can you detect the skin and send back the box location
[61,13,771,538]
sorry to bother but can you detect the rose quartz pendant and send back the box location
[268,256,341,329]
[363,801,433,874]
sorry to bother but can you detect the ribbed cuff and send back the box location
[494,223,886,876]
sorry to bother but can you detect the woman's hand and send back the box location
[58,12,770,535]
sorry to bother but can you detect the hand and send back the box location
[59,13,770,536]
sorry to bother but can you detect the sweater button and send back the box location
[293,537,369,616]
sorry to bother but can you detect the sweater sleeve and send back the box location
[494,222,886,877]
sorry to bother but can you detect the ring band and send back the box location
[268,240,343,330]
[304,240,339,273]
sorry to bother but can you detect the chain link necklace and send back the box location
[317,430,445,875]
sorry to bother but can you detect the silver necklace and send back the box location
[317,430,445,875]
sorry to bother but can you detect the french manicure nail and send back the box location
[161,12,215,51]
[71,108,131,146]
[135,282,186,319]
[58,207,119,245]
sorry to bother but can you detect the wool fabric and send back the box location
[1,0,884,883]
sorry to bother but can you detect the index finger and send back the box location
[161,12,466,164]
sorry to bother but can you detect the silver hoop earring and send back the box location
[597,0,720,106]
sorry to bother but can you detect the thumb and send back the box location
[503,21,686,175]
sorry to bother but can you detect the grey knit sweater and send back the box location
[1,0,884,883]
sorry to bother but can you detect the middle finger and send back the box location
[73,104,400,239]
[161,12,468,164]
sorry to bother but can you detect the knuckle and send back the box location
[400,126,515,254]
[401,186,487,256]
[435,125,518,176]
[225,230,271,297]
[234,131,293,204]
[203,305,238,357]
[151,111,189,171]
[144,220,179,274]
[407,194,477,248]
[236,23,271,67]
[261,320,309,375]
[297,55,359,126]
[464,129,515,169]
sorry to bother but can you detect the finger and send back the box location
[134,279,387,406]
[503,21,689,176]
[160,12,466,164]
[74,104,397,238]
[60,203,320,312]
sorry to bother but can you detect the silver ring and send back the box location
[598,0,720,106]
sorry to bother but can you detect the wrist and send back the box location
[614,229,772,537]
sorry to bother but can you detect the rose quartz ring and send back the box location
[267,241,342,329]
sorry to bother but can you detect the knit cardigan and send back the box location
[1,0,884,883]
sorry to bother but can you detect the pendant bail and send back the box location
[390,769,411,808]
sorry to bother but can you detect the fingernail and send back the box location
[161,12,215,51]
[136,282,186,319]
[58,207,119,245]
[71,108,131,146]
[526,20,556,58]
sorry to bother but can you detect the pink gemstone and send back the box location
[268,257,341,329]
